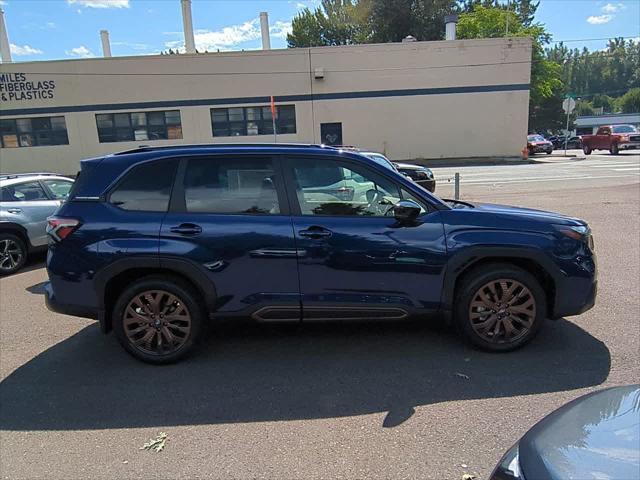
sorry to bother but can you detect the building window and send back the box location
[0,116,69,148]
[211,105,296,137]
[95,110,182,143]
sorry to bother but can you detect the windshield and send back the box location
[528,135,546,142]
[612,125,637,133]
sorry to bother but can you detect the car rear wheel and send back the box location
[0,233,27,276]
[454,264,546,352]
[610,143,619,155]
[583,145,592,155]
[113,276,203,364]
[546,150,552,154]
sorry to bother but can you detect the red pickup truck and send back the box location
[581,124,640,155]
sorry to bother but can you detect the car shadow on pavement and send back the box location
[0,318,610,430]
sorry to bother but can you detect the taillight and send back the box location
[47,216,81,242]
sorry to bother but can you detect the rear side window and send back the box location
[110,159,177,212]
[1,181,49,202]
[42,179,73,200]
[183,157,280,214]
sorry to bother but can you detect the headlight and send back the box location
[490,444,524,480]
[554,224,590,241]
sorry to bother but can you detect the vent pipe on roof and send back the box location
[260,11,271,50]
[444,14,458,41]
[0,9,12,63]
[181,0,196,54]
[100,30,112,57]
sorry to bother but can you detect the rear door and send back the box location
[284,154,448,321]
[159,154,300,321]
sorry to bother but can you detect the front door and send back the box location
[284,155,448,321]
[160,155,300,321]
[320,123,343,146]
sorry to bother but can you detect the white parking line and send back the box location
[461,173,640,185]
[613,167,640,172]
[589,163,639,168]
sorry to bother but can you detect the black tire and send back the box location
[454,263,546,352]
[583,145,592,155]
[0,233,27,276]
[112,276,204,364]
[610,143,619,155]
[546,150,552,155]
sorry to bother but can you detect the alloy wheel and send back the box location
[0,239,24,272]
[123,289,192,356]
[468,279,536,344]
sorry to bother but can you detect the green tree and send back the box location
[287,0,369,47]
[575,100,595,116]
[617,88,640,113]
[368,0,456,43]
[456,5,563,131]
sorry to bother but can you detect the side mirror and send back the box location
[393,199,421,222]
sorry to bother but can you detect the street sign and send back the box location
[562,97,576,114]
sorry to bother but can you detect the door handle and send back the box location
[6,208,22,214]
[299,227,332,239]
[169,223,202,235]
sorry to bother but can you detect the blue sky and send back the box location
[1,0,639,62]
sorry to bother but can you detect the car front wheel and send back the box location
[0,233,27,276]
[610,143,619,155]
[113,276,203,364]
[454,264,546,352]
[583,145,592,155]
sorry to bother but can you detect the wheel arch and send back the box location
[96,257,218,333]
[0,222,32,250]
[442,247,558,317]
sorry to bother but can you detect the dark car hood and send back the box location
[471,202,585,226]
[519,385,640,480]
[394,162,430,171]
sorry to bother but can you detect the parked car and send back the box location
[548,135,565,149]
[526,134,553,155]
[356,151,436,192]
[393,162,436,192]
[45,144,597,364]
[491,385,640,480]
[0,173,74,275]
[581,125,640,155]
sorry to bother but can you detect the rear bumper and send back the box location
[44,281,103,322]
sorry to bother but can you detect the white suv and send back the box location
[0,173,74,275]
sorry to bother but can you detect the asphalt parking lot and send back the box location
[1,152,639,479]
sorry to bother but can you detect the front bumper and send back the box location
[530,145,553,154]
[619,142,640,150]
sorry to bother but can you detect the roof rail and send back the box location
[112,143,339,156]
[0,172,60,180]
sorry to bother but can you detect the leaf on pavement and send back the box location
[462,474,476,480]
[454,372,470,380]
[140,432,168,453]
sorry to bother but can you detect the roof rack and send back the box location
[112,143,339,156]
[0,172,60,180]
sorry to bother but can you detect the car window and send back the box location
[183,157,280,215]
[42,179,73,200]
[598,127,611,135]
[0,181,49,202]
[110,159,177,212]
[612,125,637,133]
[292,158,402,217]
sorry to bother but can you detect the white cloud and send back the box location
[10,43,43,56]
[270,21,292,39]
[66,45,95,58]
[601,3,624,13]
[46,22,56,28]
[586,14,613,24]
[165,17,294,52]
[67,0,129,9]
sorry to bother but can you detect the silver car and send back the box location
[0,173,74,275]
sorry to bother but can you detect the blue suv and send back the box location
[45,144,597,364]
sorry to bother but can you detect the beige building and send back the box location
[0,37,531,174]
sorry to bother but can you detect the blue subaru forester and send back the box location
[45,144,597,364]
